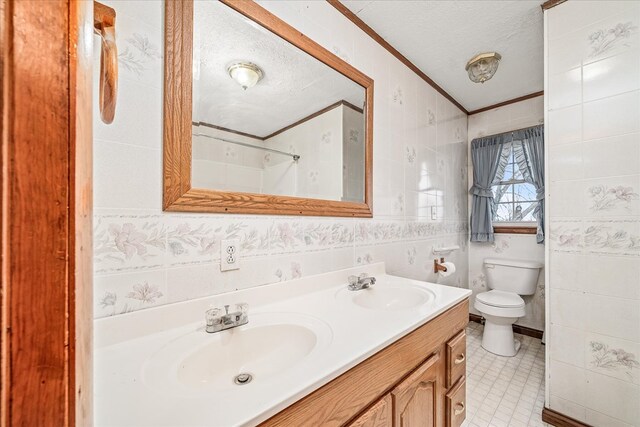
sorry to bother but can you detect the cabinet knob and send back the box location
[454,353,466,364]
[454,402,465,416]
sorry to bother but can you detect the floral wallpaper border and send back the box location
[550,219,640,256]
[93,211,469,318]
[94,212,469,274]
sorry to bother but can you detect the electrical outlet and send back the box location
[221,239,240,271]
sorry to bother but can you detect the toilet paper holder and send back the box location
[434,257,448,274]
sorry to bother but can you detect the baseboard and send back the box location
[542,407,592,427]
[469,313,544,340]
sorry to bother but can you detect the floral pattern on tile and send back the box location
[274,261,302,282]
[551,221,640,255]
[590,341,639,381]
[392,86,403,105]
[394,194,404,214]
[492,238,510,254]
[584,222,640,253]
[427,109,436,126]
[587,22,638,59]
[118,33,162,76]
[166,219,269,265]
[94,215,166,273]
[549,224,583,251]
[95,274,167,319]
[304,221,353,250]
[407,247,417,265]
[588,185,639,212]
[406,147,416,164]
[126,282,164,303]
[471,273,487,291]
[348,129,359,144]
[356,252,373,265]
[270,220,305,253]
[355,221,404,244]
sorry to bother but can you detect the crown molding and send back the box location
[327,0,469,115]
[468,91,544,115]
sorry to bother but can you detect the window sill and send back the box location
[493,226,537,235]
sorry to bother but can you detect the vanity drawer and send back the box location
[446,330,466,388]
[446,377,466,427]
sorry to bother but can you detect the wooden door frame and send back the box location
[0,0,93,425]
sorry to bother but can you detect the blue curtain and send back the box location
[469,134,510,242]
[512,125,545,243]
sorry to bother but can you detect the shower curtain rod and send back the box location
[474,123,543,141]
[193,132,301,162]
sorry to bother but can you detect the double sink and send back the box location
[94,262,470,426]
[144,282,435,394]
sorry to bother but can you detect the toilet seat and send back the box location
[476,290,524,308]
[474,290,526,318]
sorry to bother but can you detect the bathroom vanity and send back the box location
[261,298,469,427]
[95,263,470,426]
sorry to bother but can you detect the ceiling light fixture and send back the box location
[465,52,502,84]
[227,62,264,90]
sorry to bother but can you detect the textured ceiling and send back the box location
[341,0,543,112]
[193,1,365,137]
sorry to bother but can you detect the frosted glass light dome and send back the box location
[227,62,264,90]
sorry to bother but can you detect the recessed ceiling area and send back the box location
[341,0,544,112]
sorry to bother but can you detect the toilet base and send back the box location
[480,314,520,357]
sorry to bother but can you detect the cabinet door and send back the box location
[347,394,392,427]
[391,352,443,427]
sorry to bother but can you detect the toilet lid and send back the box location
[476,290,525,308]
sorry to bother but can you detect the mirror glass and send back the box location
[191,1,367,203]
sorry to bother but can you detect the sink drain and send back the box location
[234,373,253,385]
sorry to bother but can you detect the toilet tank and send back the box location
[484,258,543,295]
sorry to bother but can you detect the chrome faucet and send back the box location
[205,303,248,333]
[348,273,376,291]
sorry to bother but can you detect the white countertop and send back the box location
[94,263,471,426]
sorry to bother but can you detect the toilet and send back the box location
[474,258,542,357]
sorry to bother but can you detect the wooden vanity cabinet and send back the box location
[348,395,393,427]
[259,299,469,427]
[390,352,443,427]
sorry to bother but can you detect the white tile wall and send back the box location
[92,0,469,318]
[546,1,640,425]
[467,97,546,331]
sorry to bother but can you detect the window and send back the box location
[492,146,537,223]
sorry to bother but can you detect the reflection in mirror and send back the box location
[191,1,366,203]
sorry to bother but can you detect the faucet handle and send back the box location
[236,303,248,313]
[359,272,369,280]
[205,307,221,325]
[348,275,358,285]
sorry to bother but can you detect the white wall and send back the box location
[467,97,546,331]
[264,105,344,200]
[92,0,468,319]
[545,2,640,425]
[192,126,265,194]
[343,105,366,202]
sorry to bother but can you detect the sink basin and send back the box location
[339,285,435,310]
[143,313,332,395]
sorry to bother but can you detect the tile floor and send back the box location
[462,322,548,427]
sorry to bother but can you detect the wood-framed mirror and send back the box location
[163,0,373,217]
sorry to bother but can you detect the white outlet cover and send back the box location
[221,239,240,271]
